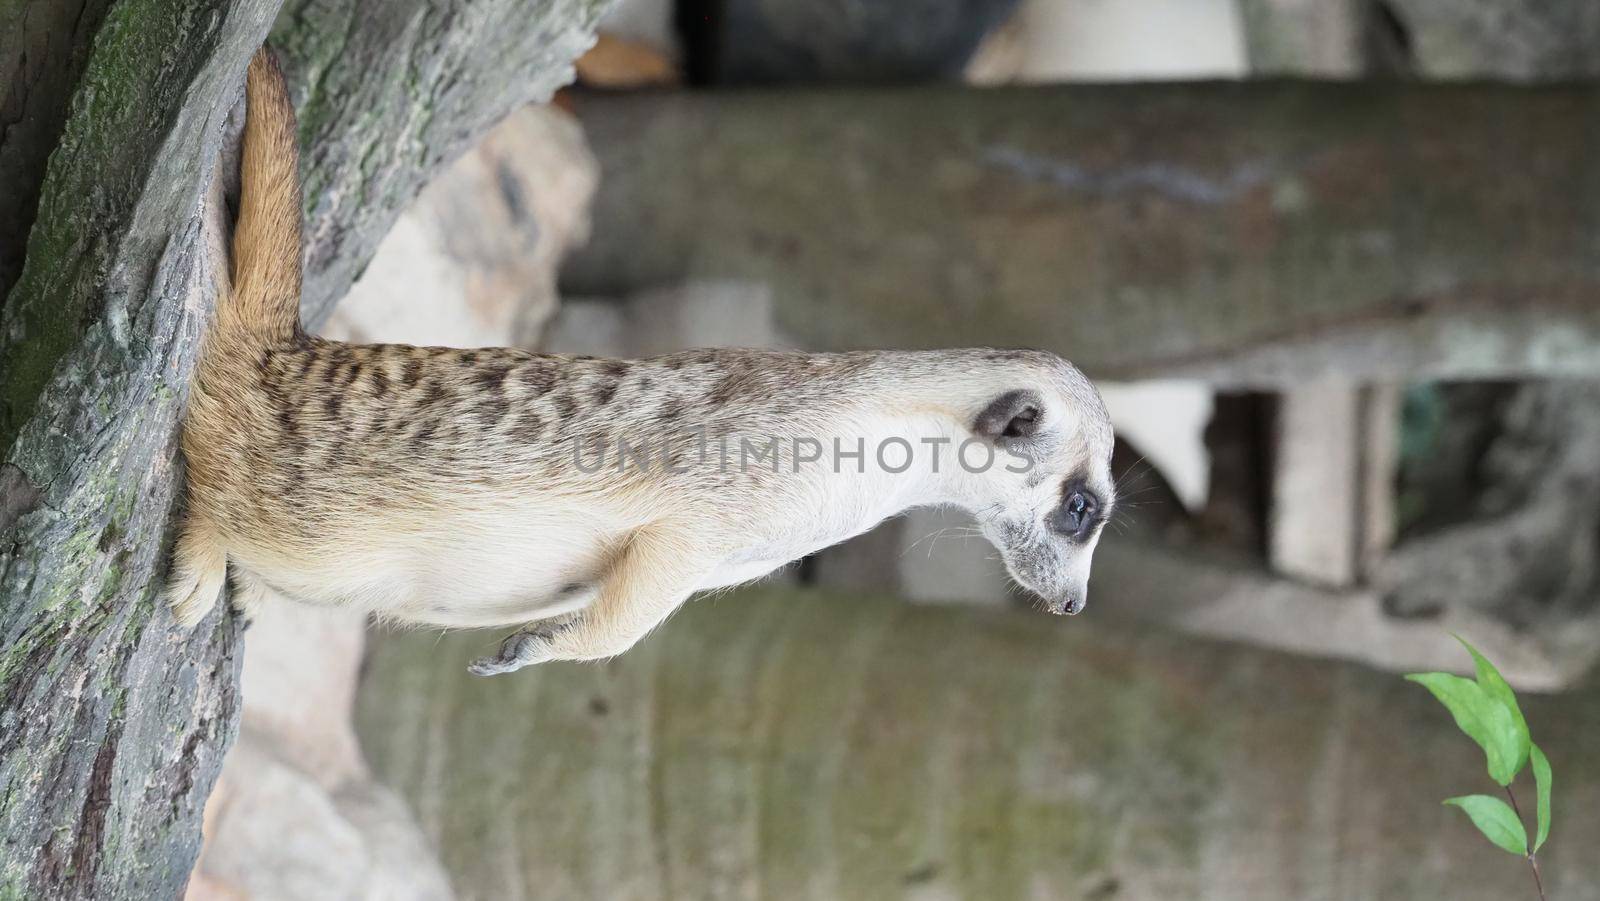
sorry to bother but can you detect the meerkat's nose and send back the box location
[1058,593,1086,615]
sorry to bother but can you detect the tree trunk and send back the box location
[0,7,276,897]
[0,1,607,897]
[358,586,1600,900]
[562,83,1600,386]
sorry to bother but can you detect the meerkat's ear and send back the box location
[974,389,1044,441]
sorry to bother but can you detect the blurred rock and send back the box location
[323,104,598,349]
[234,604,368,785]
[1382,380,1600,626]
[808,515,909,595]
[1095,537,1592,689]
[541,299,630,357]
[1389,0,1600,80]
[543,280,783,357]
[624,281,783,355]
[1240,0,1600,80]
[188,603,454,901]
[191,738,451,901]
[691,0,1020,84]
[811,509,1011,610]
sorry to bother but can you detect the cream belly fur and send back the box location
[167,47,1119,675]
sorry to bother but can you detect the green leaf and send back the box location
[1530,743,1552,852]
[1405,672,1523,785]
[1456,635,1531,777]
[1445,795,1528,856]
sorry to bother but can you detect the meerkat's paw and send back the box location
[469,619,572,677]
[169,577,224,630]
[167,521,227,630]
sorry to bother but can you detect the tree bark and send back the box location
[563,83,1600,386]
[358,586,1600,900]
[0,0,118,306]
[0,6,276,897]
[0,1,608,897]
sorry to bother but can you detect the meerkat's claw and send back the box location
[469,628,555,676]
[466,656,520,677]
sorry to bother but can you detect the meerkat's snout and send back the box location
[985,519,1102,617]
[1050,557,1093,616]
[990,520,1103,616]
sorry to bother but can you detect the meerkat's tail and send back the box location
[167,517,228,629]
[166,47,300,629]
[222,48,303,341]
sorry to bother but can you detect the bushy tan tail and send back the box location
[222,48,303,340]
[168,47,302,629]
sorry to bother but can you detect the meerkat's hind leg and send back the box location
[228,567,274,624]
[166,519,227,629]
[469,526,714,676]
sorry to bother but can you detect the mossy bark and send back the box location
[0,0,118,307]
[358,587,1600,900]
[564,83,1600,386]
[0,0,609,897]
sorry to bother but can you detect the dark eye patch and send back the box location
[1048,477,1102,541]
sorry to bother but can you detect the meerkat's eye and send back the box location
[1050,485,1101,540]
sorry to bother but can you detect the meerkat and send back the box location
[167,48,1117,676]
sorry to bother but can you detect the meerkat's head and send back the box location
[961,354,1115,616]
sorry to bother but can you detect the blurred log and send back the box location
[0,1,608,896]
[358,587,1600,900]
[1089,540,1590,691]
[563,83,1600,386]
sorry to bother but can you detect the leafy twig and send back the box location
[1407,637,1553,899]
